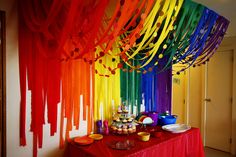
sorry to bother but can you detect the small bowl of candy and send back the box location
[137,132,150,142]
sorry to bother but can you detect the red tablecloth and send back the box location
[64,128,205,157]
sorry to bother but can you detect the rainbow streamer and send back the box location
[18,1,230,157]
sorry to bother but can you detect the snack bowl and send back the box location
[137,132,150,142]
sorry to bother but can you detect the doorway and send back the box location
[0,10,6,157]
[205,50,233,152]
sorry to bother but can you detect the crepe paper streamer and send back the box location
[115,0,229,75]
[172,8,218,74]
[20,0,112,60]
[97,0,154,56]
[193,16,229,66]
[101,0,144,53]
[120,60,142,114]
[19,14,29,146]
[141,58,159,112]
[120,0,165,58]
[182,9,218,60]
[164,3,228,73]
[156,64,172,114]
[120,0,184,69]
[59,52,94,147]
[19,0,111,156]
[18,1,230,157]
[114,0,155,49]
[19,10,61,157]
[116,0,182,70]
[142,71,155,112]
[94,47,121,125]
[19,0,110,156]
[140,56,172,114]
[150,0,205,73]
[159,1,225,73]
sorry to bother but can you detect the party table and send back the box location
[64,128,204,157]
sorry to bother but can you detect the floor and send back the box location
[205,147,236,157]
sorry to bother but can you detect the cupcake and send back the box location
[117,128,122,134]
[123,125,128,129]
[128,128,133,134]
[119,116,124,121]
[117,124,122,128]
[122,119,127,123]
[116,118,120,122]
[123,110,129,113]
[113,117,119,122]
[123,128,128,134]
[112,127,117,133]
[128,118,133,123]
[132,126,136,132]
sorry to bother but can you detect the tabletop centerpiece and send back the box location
[111,104,137,135]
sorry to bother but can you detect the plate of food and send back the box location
[74,136,94,145]
[162,124,191,133]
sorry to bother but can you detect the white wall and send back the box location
[0,1,87,157]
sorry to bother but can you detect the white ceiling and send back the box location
[194,0,236,37]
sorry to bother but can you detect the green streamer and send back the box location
[120,60,141,114]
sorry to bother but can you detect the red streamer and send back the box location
[18,0,149,157]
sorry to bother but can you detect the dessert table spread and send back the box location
[64,127,204,157]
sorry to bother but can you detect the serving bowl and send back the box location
[158,115,177,125]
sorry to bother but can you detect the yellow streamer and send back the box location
[94,46,121,125]
[124,0,184,68]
